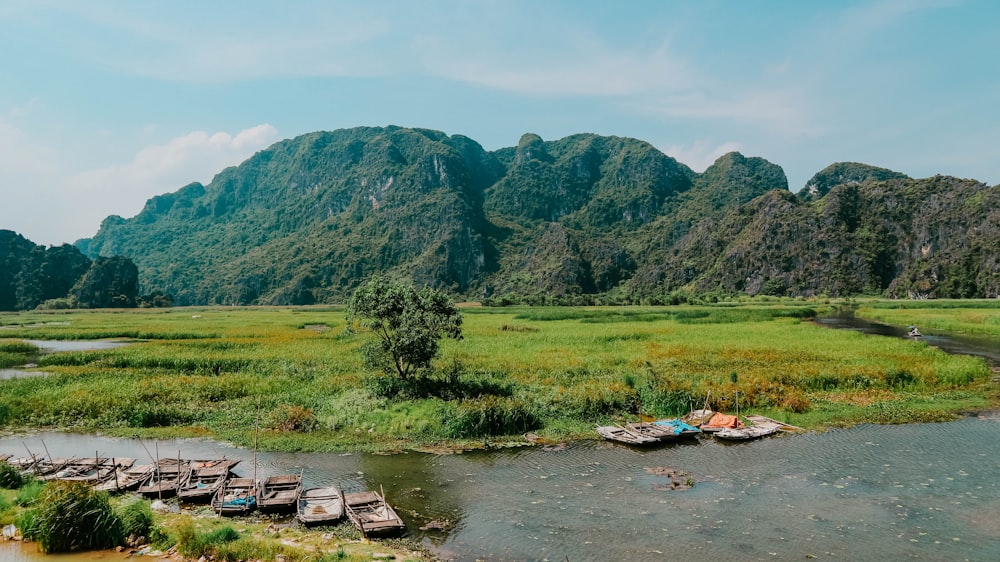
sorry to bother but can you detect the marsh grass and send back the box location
[0,303,995,449]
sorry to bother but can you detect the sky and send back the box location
[2,0,998,247]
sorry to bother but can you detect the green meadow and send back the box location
[0,302,996,452]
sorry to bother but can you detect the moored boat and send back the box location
[58,457,135,485]
[344,489,406,537]
[297,486,345,526]
[95,462,155,493]
[596,425,660,445]
[177,459,239,503]
[138,458,191,498]
[258,473,303,513]
[212,477,260,515]
[714,416,782,441]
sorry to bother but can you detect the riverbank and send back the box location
[1,487,430,561]
[2,302,998,455]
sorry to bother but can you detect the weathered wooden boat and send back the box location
[344,490,406,537]
[258,473,303,513]
[137,458,191,498]
[297,486,345,526]
[59,457,136,485]
[177,459,240,503]
[94,462,155,493]
[212,477,260,515]
[714,418,782,441]
[652,418,701,438]
[31,456,75,479]
[5,455,45,475]
[42,457,102,481]
[596,425,659,445]
[681,408,716,427]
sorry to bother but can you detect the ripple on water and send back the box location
[2,419,999,561]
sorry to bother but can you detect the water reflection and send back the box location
[0,339,131,380]
[3,420,999,561]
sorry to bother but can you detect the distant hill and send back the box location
[0,230,143,310]
[75,126,1000,305]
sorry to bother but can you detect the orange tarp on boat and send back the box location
[703,413,742,430]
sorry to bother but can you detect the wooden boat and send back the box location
[344,490,406,537]
[177,459,240,503]
[137,458,191,498]
[682,408,716,427]
[94,462,155,493]
[59,457,135,485]
[212,477,260,515]
[258,473,303,513]
[714,417,782,441]
[31,456,75,479]
[297,486,345,526]
[595,425,659,446]
[651,418,701,438]
[908,325,923,337]
[0,454,11,464]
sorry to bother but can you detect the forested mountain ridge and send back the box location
[0,230,147,310]
[72,126,999,305]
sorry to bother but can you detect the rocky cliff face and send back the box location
[79,126,1000,304]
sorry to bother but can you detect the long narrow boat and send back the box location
[177,459,240,503]
[344,490,406,537]
[95,462,155,493]
[596,425,659,446]
[258,474,303,513]
[626,419,701,442]
[212,477,260,516]
[714,419,782,441]
[297,486,345,526]
[59,458,136,485]
[137,458,191,498]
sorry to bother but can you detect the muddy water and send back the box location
[0,542,128,562]
[3,418,1000,561]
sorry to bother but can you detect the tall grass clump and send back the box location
[18,481,123,553]
[117,498,153,539]
[445,396,541,438]
[0,461,25,489]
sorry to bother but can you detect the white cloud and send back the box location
[0,124,279,246]
[70,123,279,215]
[662,140,744,173]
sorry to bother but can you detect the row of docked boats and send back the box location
[1,452,406,536]
[596,412,801,446]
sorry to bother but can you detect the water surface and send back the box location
[3,419,999,561]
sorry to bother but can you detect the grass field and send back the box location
[1,301,996,452]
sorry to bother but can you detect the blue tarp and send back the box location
[652,418,699,434]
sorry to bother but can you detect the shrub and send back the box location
[269,404,319,432]
[19,481,123,553]
[117,498,153,539]
[0,461,24,489]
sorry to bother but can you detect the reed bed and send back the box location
[0,303,995,451]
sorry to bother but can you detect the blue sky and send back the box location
[2,0,997,246]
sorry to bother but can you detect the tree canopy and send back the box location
[346,276,463,379]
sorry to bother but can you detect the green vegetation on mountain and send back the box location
[0,230,142,311]
[24,125,993,306]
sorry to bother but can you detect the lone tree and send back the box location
[346,276,463,380]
